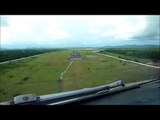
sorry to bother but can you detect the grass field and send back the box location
[0,49,159,102]
[61,50,160,91]
[0,50,72,102]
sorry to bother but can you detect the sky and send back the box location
[0,15,160,48]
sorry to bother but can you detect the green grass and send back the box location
[0,50,72,102]
[99,48,160,63]
[60,50,160,92]
[100,51,151,63]
[0,49,159,102]
[99,51,160,66]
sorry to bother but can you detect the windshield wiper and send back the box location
[0,80,125,105]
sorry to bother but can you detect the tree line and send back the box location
[0,49,59,62]
[99,48,160,62]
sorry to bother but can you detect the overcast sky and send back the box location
[0,15,159,48]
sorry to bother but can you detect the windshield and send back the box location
[0,15,160,104]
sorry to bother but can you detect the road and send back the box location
[95,52,160,69]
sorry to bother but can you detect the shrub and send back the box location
[23,77,29,81]
[134,59,139,62]
[8,75,14,78]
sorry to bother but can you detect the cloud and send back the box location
[130,16,160,40]
[1,16,71,46]
[0,15,159,48]
[0,16,9,27]
[87,15,147,40]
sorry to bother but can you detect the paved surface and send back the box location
[60,49,81,80]
[70,49,81,60]
[78,80,160,105]
[95,52,160,69]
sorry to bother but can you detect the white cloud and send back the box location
[87,15,147,40]
[130,15,160,40]
[0,15,158,48]
[1,15,71,46]
[43,21,70,40]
